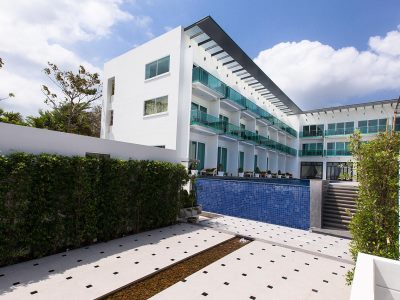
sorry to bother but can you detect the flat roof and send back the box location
[185,16,303,115]
[300,98,399,115]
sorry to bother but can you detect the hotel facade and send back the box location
[100,17,399,180]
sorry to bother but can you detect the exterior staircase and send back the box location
[322,183,358,230]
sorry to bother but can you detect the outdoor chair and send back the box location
[200,168,217,176]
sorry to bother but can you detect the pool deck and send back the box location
[0,215,353,300]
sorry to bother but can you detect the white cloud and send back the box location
[254,27,400,110]
[0,0,143,116]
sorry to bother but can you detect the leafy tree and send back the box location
[27,104,100,137]
[0,57,15,101]
[41,62,102,134]
[347,130,400,283]
[0,108,25,125]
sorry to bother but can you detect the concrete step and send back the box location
[325,199,357,207]
[323,205,356,213]
[323,212,352,222]
[323,220,349,230]
[327,191,358,198]
[323,207,355,216]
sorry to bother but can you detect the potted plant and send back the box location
[277,170,282,178]
[217,163,224,176]
[189,159,199,176]
[238,167,244,177]
[254,166,261,178]
[267,170,272,178]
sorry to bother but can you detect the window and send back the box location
[145,56,170,79]
[300,162,323,179]
[302,124,323,137]
[302,143,323,156]
[192,102,207,113]
[358,120,368,133]
[358,119,387,134]
[144,96,168,116]
[109,110,114,126]
[189,141,205,170]
[327,162,353,181]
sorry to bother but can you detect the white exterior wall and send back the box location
[101,27,190,157]
[0,123,180,163]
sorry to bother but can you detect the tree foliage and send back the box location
[0,108,25,125]
[0,57,15,101]
[26,104,101,137]
[41,62,102,134]
[347,130,400,283]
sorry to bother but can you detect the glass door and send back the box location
[217,147,227,172]
[197,142,205,170]
[239,151,244,171]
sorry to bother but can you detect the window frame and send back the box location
[143,96,169,116]
[145,55,170,80]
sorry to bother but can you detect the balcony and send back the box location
[190,110,297,156]
[190,110,223,134]
[358,125,388,135]
[192,66,298,138]
[324,128,354,137]
[298,149,324,157]
[324,149,352,156]
[192,66,227,98]
[299,131,324,138]
[224,86,246,108]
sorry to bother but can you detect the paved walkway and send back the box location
[0,223,233,299]
[152,216,353,300]
[200,215,352,263]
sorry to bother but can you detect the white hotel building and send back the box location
[100,17,399,180]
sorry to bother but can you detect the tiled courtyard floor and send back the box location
[0,223,233,300]
[0,215,353,300]
[200,215,352,263]
[153,215,353,300]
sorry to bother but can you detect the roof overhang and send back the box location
[185,16,303,115]
[300,98,399,115]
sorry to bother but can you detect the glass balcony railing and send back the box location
[299,131,324,138]
[220,122,241,139]
[240,129,259,144]
[324,128,354,136]
[324,149,352,156]
[298,149,324,156]
[192,66,298,138]
[190,110,297,156]
[192,67,227,97]
[225,86,246,108]
[357,125,388,134]
[190,110,223,133]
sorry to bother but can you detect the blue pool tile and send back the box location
[196,178,310,230]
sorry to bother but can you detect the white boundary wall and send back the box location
[351,253,400,300]
[0,123,181,163]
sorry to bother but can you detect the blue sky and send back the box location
[1,0,400,115]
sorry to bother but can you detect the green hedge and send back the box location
[0,153,188,267]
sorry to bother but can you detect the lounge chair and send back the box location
[200,168,217,176]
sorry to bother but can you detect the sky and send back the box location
[0,0,400,116]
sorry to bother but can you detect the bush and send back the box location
[0,153,188,267]
[347,131,400,283]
